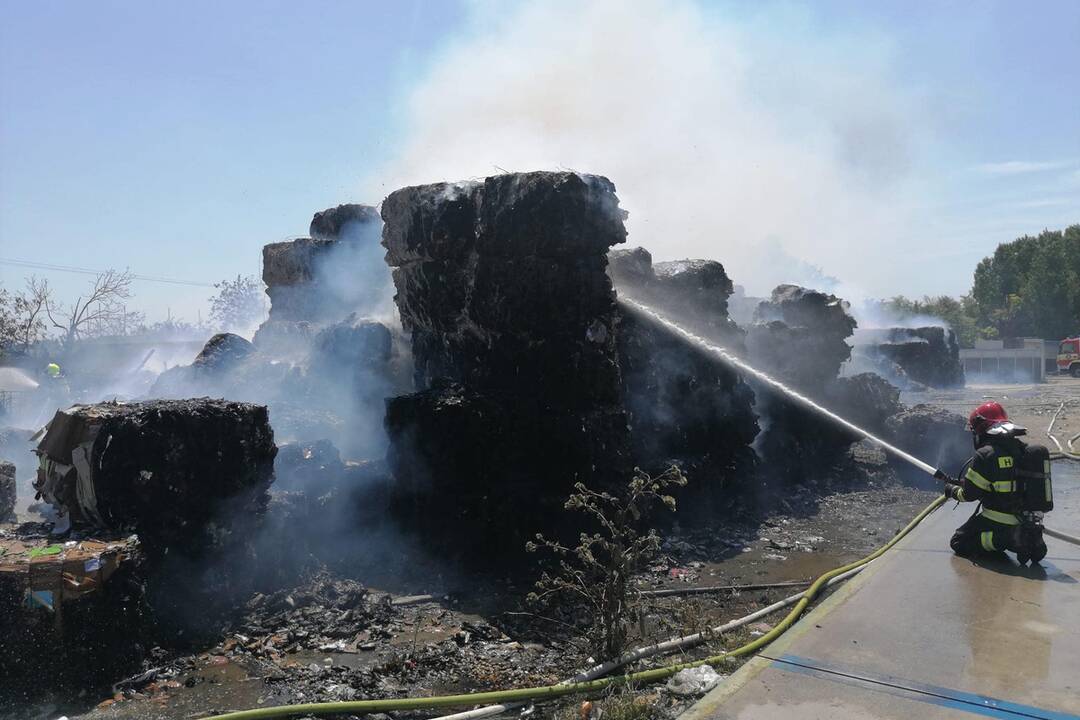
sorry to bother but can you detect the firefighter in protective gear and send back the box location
[46,362,61,378]
[943,402,1048,565]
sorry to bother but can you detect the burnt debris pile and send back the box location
[34,399,277,555]
[849,327,965,389]
[239,570,393,655]
[609,248,758,504]
[382,172,632,559]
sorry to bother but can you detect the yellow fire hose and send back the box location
[208,495,947,720]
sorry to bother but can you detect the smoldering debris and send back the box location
[383,172,632,560]
[608,247,743,344]
[849,327,965,389]
[192,332,256,372]
[3,399,277,708]
[155,203,409,461]
[5,399,283,707]
[824,373,902,436]
[309,203,382,241]
[609,248,759,509]
[150,332,255,397]
[261,202,392,332]
[742,285,869,486]
[885,404,971,483]
[615,310,759,494]
[746,284,857,389]
[273,439,346,496]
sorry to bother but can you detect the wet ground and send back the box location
[684,459,1080,720]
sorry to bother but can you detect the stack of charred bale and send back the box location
[254,204,407,455]
[259,204,384,331]
[745,285,899,485]
[608,247,744,342]
[850,326,965,389]
[382,172,632,560]
[0,399,277,703]
[153,203,406,457]
[608,248,759,510]
[256,202,390,358]
[743,285,970,486]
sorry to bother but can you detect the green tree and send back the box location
[970,225,1080,340]
[209,275,267,333]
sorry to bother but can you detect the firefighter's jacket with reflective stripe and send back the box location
[957,437,1025,516]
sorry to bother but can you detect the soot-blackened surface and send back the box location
[382,172,631,562]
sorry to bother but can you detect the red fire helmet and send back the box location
[968,401,1008,434]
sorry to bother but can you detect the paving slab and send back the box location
[684,463,1080,719]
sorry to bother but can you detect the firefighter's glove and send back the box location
[942,483,963,501]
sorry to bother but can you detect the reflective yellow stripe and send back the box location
[965,468,1014,493]
[980,507,1019,525]
[980,531,996,552]
[966,468,992,491]
[955,487,965,501]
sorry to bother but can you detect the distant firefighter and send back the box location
[46,362,61,378]
[942,402,1052,565]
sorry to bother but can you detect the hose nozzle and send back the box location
[933,468,958,485]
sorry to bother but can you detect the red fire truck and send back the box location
[1059,336,1080,376]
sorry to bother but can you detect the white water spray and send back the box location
[619,298,941,477]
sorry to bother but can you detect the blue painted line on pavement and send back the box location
[770,654,1079,720]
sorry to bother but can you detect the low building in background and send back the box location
[960,338,1046,383]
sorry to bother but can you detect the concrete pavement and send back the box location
[683,466,1080,719]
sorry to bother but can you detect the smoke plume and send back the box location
[369,0,926,297]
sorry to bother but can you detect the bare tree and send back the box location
[0,279,50,355]
[45,269,140,343]
[0,287,19,356]
[19,277,51,349]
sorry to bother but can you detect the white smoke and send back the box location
[369,0,927,296]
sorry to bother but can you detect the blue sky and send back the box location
[1,0,1078,320]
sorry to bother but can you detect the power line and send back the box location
[0,257,217,288]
